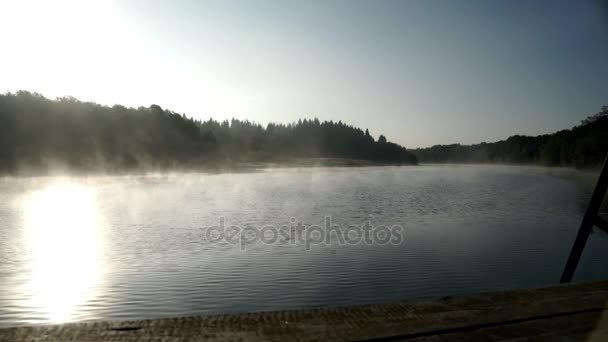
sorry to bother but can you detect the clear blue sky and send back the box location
[1,0,606,147]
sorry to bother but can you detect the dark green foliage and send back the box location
[0,91,417,174]
[412,106,608,168]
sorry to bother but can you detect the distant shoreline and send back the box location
[418,161,602,171]
[0,157,415,178]
[3,158,604,179]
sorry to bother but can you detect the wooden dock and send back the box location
[1,280,607,341]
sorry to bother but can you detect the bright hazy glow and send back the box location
[0,0,125,98]
[0,0,231,116]
[1,0,606,147]
[22,183,104,323]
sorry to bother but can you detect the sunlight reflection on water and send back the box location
[20,183,104,324]
[0,165,606,328]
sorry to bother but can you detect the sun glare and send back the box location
[0,0,235,119]
[22,182,104,324]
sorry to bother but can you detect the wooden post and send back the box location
[560,154,608,283]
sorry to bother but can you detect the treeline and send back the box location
[0,91,417,174]
[412,106,608,168]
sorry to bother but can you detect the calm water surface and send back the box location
[1,165,607,327]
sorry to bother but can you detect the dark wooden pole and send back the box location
[560,154,608,283]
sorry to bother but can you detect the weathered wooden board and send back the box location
[1,281,607,341]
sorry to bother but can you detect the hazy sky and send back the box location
[1,0,606,147]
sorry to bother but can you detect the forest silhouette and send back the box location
[0,91,417,174]
[412,106,608,168]
[1,91,606,175]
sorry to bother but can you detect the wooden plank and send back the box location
[1,281,607,341]
[561,154,608,283]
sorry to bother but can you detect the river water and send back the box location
[0,164,606,327]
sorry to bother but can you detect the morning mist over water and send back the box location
[1,0,607,338]
[1,165,607,326]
